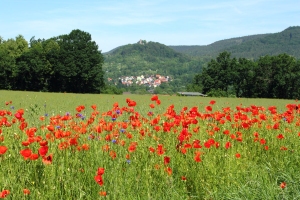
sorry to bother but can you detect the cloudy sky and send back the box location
[1,0,299,52]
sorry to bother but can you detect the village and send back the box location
[108,74,170,88]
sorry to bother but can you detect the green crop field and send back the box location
[0,90,299,199]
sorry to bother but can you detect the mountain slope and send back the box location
[103,41,205,90]
[169,26,300,59]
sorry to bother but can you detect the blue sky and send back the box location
[1,0,299,52]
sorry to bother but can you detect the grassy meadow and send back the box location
[0,90,300,199]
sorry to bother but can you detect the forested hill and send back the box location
[169,26,300,59]
[103,41,205,91]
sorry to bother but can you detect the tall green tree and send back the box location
[0,35,28,89]
[16,38,59,91]
[53,29,105,93]
[201,51,237,95]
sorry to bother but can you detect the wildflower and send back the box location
[23,189,30,195]
[280,146,288,151]
[205,106,212,112]
[0,146,8,155]
[126,160,131,164]
[20,148,32,159]
[38,146,49,157]
[151,95,159,101]
[149,146,155,153]
[260,138,266,145]
[0,190,10,198]
[109,151,117,159]
[97,167,105,175]
[99,191,107,196]
[156,144,165,155]
[225,142,231,149]
[42,154,53,165]
[164,156,171,165]
[194,151,202,162]
[165,167,172,176]
[280,182,286,189]
[209,100,216,105]
[94,175,104,186]
[30,153,39,160]
[181,176,187,181]
[235,153,241,158]
[264,146,269,150]
[277,134,284,140]
[82,144,89,150]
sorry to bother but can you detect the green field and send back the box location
[0,90,299,199]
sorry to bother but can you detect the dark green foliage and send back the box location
[170,26,300,60]
[190,51,300,99]
[0,35,28,89]
[0,30,105,93]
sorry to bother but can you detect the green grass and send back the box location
[0,90,300,199]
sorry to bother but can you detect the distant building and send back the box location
[177,92,207,97]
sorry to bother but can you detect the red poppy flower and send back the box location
[20,149,32,159]
[42,154,53,165]
[165,167,172,176]
[97,167,105,175]
[264,146,269,150]
[235,153,241,158]
[280,182,286,189]
[225,142,231,149]
[76,105,85,112]
[23,189,30,195]
[82,144,89,150]
[99,191,107,196]
[0,146,8,155]
[164,156,170,165]
[156,99,161,105]
[30,153,39,160]
[156,144,165,155]
[277,134,284,139]
[260,138,266,145]
[14,110,23,119]
[94,175,104,186]
[149,104,155,108]
[209,100,216,105]
[205,106,212,112]
[194,151,202,162]
[151,95,158,101]
[109,151,117,159]
[38,146,49,157]
[91,104,97,110]
[47,125,55,132]
[0,190,10,198]
[149,147,155,153]
[128,144,137,153]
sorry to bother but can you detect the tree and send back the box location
[0,35,28,89]
[201,51,237,96]
[16,38,59,91]
[53,29,105,93]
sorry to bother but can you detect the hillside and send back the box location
[169,26,300,59]
[103,41,205,91]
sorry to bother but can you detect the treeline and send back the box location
[188,51,300,99]
[170,26,300,60]
[0,30,106,93]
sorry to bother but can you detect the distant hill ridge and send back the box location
[168,26,300,59]
[104,26,300,59]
